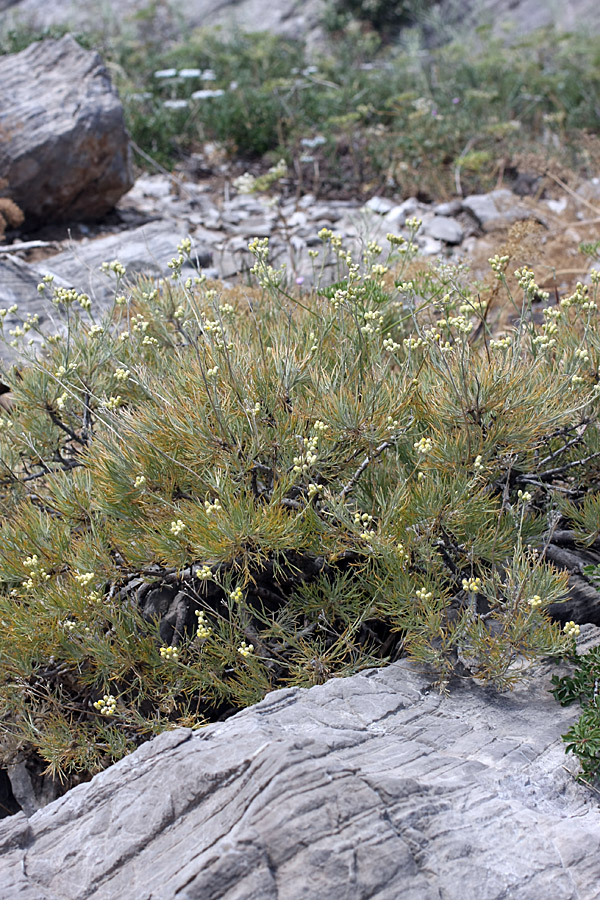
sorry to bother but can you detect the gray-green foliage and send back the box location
[0,230,597,786]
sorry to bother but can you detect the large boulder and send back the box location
[0,35,133,227]
[1,629,599,899]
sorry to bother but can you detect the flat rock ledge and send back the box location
[1,632,600,900]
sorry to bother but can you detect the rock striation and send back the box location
[0,35,133,227]
[0,630,600,900]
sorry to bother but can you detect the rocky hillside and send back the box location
[1,0,600,41]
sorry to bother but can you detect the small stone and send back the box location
[463,191,507,225]
[417,235,443,256]
[287,211,308,228]
[365,196,395,215]
[546,197,568,215]
[433,199,463,216]
[463,189,531,231]
[297,193,317,209]
[383,197,422,227]
[423,216,464,244]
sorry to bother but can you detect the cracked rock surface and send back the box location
[1,632,600,900]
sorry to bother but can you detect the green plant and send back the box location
[120,23,600,195]
[1,229,599,790]
[551,640,600,783]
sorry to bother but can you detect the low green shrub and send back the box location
[0,227,598,787]
[105,23,600,195]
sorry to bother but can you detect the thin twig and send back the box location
[546,171,600,216]
[514,477,579,495]
[0,459,82,488]
[536,427,589,468]
[0,240,57,254]
[517,451,600,483]
[45,405,87,446]
[339,440,392,502]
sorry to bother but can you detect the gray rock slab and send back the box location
[0,255,70,365]
[423,215,464,244]
[0,36,133,227]
[42,221,212,311]
[463,190,510,225]
[4,0,599,47]
[1,633,600,900]
[416,235,443,256]
[454,0,600,35]
[462,189,533,231]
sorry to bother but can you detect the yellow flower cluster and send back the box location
[94,694,117,716]
[563,621,580,638]
[195,610,213,639]
[75,571,95,586]
[413,436,433,455]
[100,259,126,277]
[462,576,481,593]
[22,554,50,589]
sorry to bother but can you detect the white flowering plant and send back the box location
[0,230,598,792]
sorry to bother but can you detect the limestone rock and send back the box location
[1,636,600,900]
[384,197,420,227]
[41,221,212,310]
[433,199,463,217]
[0,35,133,227]
[423,215,464,244]
[365,195,395,215]
[463,189,533,232]
[453,0,600,35]
[0,255,69,365]
[0,222,213,364]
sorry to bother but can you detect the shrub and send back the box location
[0,227,598,789]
